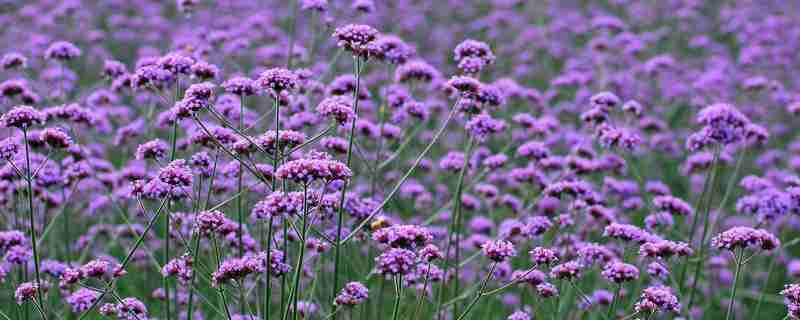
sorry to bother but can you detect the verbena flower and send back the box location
[711,226,780,252]
[634,286,680,314]
[333,24,379,57]
[334,282,369,306]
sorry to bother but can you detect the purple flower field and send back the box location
[1,0,800,319]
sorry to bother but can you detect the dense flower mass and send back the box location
[711,227,780,252]
[0,1,798,319]
[275,158,352,184]
[334,282,369,306]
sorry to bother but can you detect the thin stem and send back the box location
[680,148,720,289]
[444,136,475,319]
[212,235,234,320]
[78,196,170,320]
[455,262,497,320]
[186,233,201,320]
[332,55,363,312]
[343,97,461,244]
[22,129,47,320]
[391,274,403,320]
[753,252,777,317]
[687,147,723,310]
[237,95,246,316]
[725,250,743,320]
[607,283,623,320]
[284,185,310,320]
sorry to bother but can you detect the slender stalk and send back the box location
[753,252,777,317]
[237,95,247,316]
[412,262,433,320]
[22,129,47,320]
[443,136,474,319]
[343,97,461,243]
[332,55,363,313]
[607,283,623,320]
[680,148,720,289]
[285,185,310,320]
[725,249,743,320]
[687,147,723,310]
[455,262,497,320]
[212,235,234,320]
[186,233,201,320]
[265,217,274,319]
[164,207,171,320]
[391,274,404,320]
[266,92,281,320]
[78,196,170,320]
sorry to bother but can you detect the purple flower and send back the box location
[252,191,305,219]
[370,35,414,65]
[439,151,466,172]
[446,76,482,96]
[711,226,780,252]
[275,158,352,185]
[589,92,621,111]
[316,96,356,124]
[258,68,298,94]
[507,310,531,320]
[453,39,495,73]
[634,286,680,314]
[536,282,558,298]
[465,113,506,142]
[223,76,258,96]
[162,254,193,283]
[482,239,517,262]
[601,262,639,283]
[639,240,693,259]
[67,288,100,313]
[530,247,559,265]
[395,60,439,83]
[15,282,40,304]
[781,284,800,319]
[375,248,417,275]
[0,137,19,159]
[135,139,168,160]
[1,105,45,129]
[190,61,219,80]
[691,103,751,149]
[300,0,327,11]
[652,195,693,216]
[44,41,82,60]
[603,223,654,244]
[1,52,27,69]
[195,210,227,235]
[158,159,193,187]
[334,282,369,306]
[550,260,583,280]
[212,254,264,286]
[332,24,379,56]
[372,224,432,249]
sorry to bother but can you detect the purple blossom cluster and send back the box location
[0,1,799,319]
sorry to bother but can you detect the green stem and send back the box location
[284,185,310,320]
[332,55,363,314]
[753,252,777,317]
[213,235,234,320]
[78,197,170,320]
[687,147,723,310]
[725,250,743,320]
[443,136,475,319]
[607,283,622,320]
[455,262,497,320]
[391,274,403,320]
[22,129,47,320]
